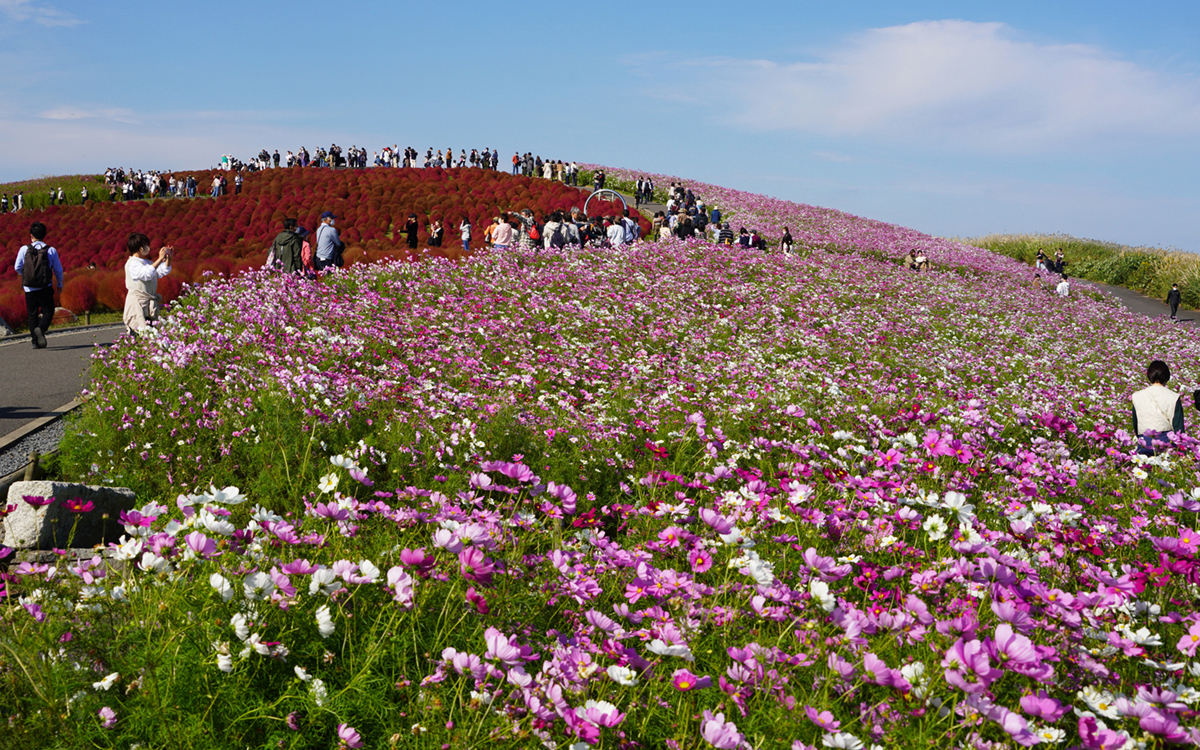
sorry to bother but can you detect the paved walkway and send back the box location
[0,326,122,438]
[1084,281,1193,323]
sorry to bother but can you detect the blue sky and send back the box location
[2,0,1199,250]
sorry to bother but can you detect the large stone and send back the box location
[3,481,137,550]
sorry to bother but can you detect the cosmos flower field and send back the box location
[6,166,1200,749]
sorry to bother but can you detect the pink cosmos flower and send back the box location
[804,706,840,731]
[1077,716,1129,749]
[280,558,318,575]
[22,494,55,508]
[1177,621,1200,657]
[62,497,94,514]
[399,547,436,577]
[465,586,489,614]
[184,531,218,559]
[484,627,534,667]
[1019,690,1070,722]
[313,502,349,522]
[701,710,746,749]
[699,508,734,534]
[336,723,363,749]
[459,547,494,586]
[98,707,117,729]
[672,668,712,691]
[689,548,713,573]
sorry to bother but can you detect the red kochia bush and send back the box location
[0,167,646,327]
[61,275,98,313]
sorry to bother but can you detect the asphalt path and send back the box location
[0,326,122,438]
[1085,280,1194,324]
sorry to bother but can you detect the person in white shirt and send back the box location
[123,232,173,334]
[606,217,625,247]
[1131,359,1184,455]
[1056,275,1070,297]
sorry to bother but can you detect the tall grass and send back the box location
[0,174,110,213]
[968,232,1200,307]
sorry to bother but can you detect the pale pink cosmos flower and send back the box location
[336,723,363,749]
[98,706,116,729]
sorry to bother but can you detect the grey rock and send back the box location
[3,481,136,550]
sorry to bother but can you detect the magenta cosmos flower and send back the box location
[336,723,363,749]
[63,497,94,513]
[21,494,55,508]
[689,548,713,573]
[671,668,712,691]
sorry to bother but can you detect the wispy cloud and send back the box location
[670,20,1200,153]
[0,0,82,27]
[40,106,138,124]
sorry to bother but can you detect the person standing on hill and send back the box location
[1056,275,1070,297]
[269,218,303,274]
[405,214,419,250]
[80,185,88,205]
[1,193,7,213]
[14,222,63,349]
[1131,359,1184,455]
[123,232,173,335]
[315,211,342,271]
[460,218,471,252]
[1167,283,1182,321]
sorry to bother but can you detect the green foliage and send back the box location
[0,174,108,213]
[969,232,1200,306]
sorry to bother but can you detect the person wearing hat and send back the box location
[315,211,342,271]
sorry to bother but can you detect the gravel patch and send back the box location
[0,420,65,477]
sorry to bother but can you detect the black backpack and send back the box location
[549,223,567,249]
[22,243,52,288]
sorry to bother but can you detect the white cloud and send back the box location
[40,106,138,124]
[684,20,1200,152]
[0,0,82,27]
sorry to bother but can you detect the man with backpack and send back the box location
[13,222,63,349]
[269,218,304,274]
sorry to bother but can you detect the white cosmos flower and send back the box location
[209,573,234,602]
[647,639,694,662]
[92,672,119,691]
[230,613,250,642]
[316,605,335,638]
[1077,686,1121,719]
[138,552,170,574]
[810,579,837,612]
[213,641,233,673]
[309,567,343,596]
[112,536,143,562]
[356,559,380,584]
[941,492,975,524]
[243,571,275,601]
[318,474,339,494]
[199,509,236,536]
[294,665,312,682]
[745,558,775,586]
[309,678,327,707]
[923,515,948,541]
[607,665,639,685]
[823,732,864,749]
[206,485,247,505]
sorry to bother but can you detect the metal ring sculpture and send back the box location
[583,188,628,218]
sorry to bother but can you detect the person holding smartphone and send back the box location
[123,232,173,334]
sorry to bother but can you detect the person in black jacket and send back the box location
[405,214,419,249]
[1168,283,1182,321]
